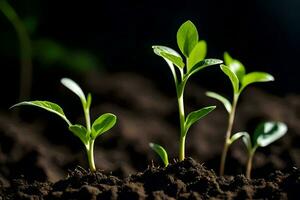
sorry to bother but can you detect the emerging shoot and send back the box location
[206,52,274,175]
[152,20,221,161]
[149,143,169,167]
[10,78,117,172]
[232,121,287,179]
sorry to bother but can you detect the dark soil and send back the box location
[1,158,299,199]
[0,72,299,199]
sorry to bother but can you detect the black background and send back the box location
[0,0,299,108]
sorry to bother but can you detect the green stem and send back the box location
[246,149,255,179]
[0,1,33,102]
[178,90,186,161]
[84,108,91,133]
[86,139,96,172]
[220,94,239,176]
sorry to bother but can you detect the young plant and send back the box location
[152,20,222,161]
[10,78,117,172]
[232,121,287,179]
[149,143,169,167]
[0,0,33,101]
[206,52,275,175]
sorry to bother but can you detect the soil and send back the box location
[0,71,299,199]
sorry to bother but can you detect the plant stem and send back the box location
[178,91,186,161]
[84,108,91,133]
[87,139,96,172]
[219,94,239,176]
[246,149,255,179]
[0,1,33,102]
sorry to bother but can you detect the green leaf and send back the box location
[149,143,169,167]
[220,64,239,94]
[69,124,88,145]
[152,45,184,68]
[206,91,232,113]
[10,101,71,126]
[253,122,287,147]
[186,59,223,79]
[187,40,207,71]
[61,78,86,104]
[91,113,117,139]
[223,52,245,81]
[230,132,248,145]
[184,106,216,136]
[241,72,274,92]
[241,132,252,152]
[176,20,198,57]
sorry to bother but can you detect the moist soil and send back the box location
[1,158,300,199]
[0,72,300,199]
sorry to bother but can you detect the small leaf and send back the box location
[206,91,232,113]
[220,64,239,94]
[230,132,248,145]
[223,52,245,81]
[69,124,88,145]
[149,143,169,167]
[184,106,216,136]
[241,132,252,152]
[253,122,287,147]
[186,59,223,79]
[187,40,207,71]
[152,45,184,68]
[91,113,117,138]
[61,78,86,104]
[10,101,71,126]
[241,72,274,92]
[176,20,198,57]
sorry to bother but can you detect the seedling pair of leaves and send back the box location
[233,121,287,178]
[11,78,117,172]
[206,52,275,175]
[150,20,222,165]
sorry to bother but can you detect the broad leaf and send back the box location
[152,45,184,68]
[184,106,216,136]
[61,78,86,104]
[186,59,223,79]
[241,132,252,151]
[11,101,71,126]
[220,64,239,94]
[230,132,248,145]
[206,91,232,113]
[223,52,245,81]
[69,124,88,145]
[149,143,169,167]
[177,20,198,57]
[241,72,274,92]
[253,121,287,147]
[91,113,117,138]
[187,40,207,71]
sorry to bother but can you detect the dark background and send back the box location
[0,0,299,108]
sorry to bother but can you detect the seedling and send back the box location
[0,0,33,101]
[152,20,222,161]
[206,52,274,175]
[149,143,169,167]
[231,121,287,178]
[10,78,117,172]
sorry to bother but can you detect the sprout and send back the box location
[149,143,169,167]
[10,78,117,172]
[206,52,274,176]
[152,20,221,161]
[231,121,287,178]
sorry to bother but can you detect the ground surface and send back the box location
[0,72,299,199]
